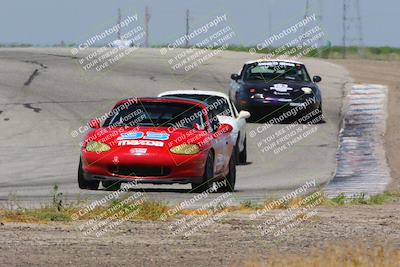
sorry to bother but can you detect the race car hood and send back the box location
[244,80,318,99]
[84,126,211,151]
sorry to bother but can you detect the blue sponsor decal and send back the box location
[143,131,170,141]
[120,132,144,140]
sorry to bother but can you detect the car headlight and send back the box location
[86,141,111,152]
[301,87,313,94]
[170,144,200,155]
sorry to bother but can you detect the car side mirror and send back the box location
[231,73,240,81]
[192,123,204,131]
[88,118,101,129]
[313,75,322,83]
[217,123,233,134]
[238,110,251,120]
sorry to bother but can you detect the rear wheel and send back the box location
[239,137,247,164]
[78,159,99,190]
[191,152,214,193]
[220,151,236,192]
[102,181,121,191]
[234,138,240,165]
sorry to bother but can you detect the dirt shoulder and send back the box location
[0,200,399,267]
[330,59,400,191]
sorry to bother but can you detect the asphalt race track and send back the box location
[0,48,352,207]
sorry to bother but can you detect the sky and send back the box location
[0,0,398,47]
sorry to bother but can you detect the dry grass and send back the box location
[0,199,173,223]
[0,207,73,223]
[1,188,399,223]
[241,243,400,267]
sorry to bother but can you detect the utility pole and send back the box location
[302,0,323,54]
[144,6,151,47]
[185,9,190,47]
[316,0,324,53]
[342,0,363,58]
[117,8,122,40]
[342,1,347,58]
[267,0,272,39]
[303,0,311,37]
[355,0,363,51]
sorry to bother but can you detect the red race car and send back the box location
[78,97,236,192]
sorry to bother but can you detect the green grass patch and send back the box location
[324,192,399,206]
[224,45,400,60]
[0,185,173,223]
[0,199,172,223]
[329,193,347,206]
[152,44,400,60]
[0,184,398,224]
[239,200,261,210]
[240,191,399,211]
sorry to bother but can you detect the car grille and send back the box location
[263,91,304,99]
[110,166,170,177]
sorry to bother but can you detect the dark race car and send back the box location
[229,59,323,122]
[78,97,236,192]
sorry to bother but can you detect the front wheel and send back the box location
[191,152,214,193]
[317,105,324,122]
[239,137,247,164]
[234,139,240,165]
[220,151,236,192]
[78,159,99,190]
[310,105,324,124]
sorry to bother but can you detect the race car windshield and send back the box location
[244,62,311,82]
[103,102,204,129]
[165,94,232,117]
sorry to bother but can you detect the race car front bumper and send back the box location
[81,149,208,184]
[239,97,320,120]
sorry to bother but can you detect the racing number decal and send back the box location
[143,131,170,141]
[117,131,169,147]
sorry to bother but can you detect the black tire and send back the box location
[311,105,324,124]
[220,151,236,192]
[102,181,121,191]
[78,159,99,190]
[317,105,324,122]
[234,138,240,165]
[239,137,247,164]
[191,152,214,193]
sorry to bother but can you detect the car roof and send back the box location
[244,58,304,65]
[158,90,229,99]
[115,97,208,108]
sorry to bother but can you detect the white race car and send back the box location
[158,90,251,164]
